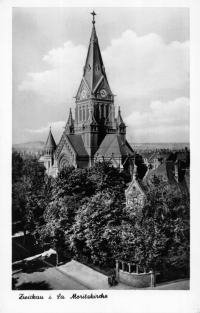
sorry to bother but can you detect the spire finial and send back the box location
[91,11,96,25]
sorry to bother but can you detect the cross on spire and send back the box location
[91,11,96,24]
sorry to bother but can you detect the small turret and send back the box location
[117,106,126,142]
[65,108,74,134]
[44,127,57,155]
[43,128,57,173]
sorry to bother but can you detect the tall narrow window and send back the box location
[106,105,109,119]
[83,107,85,120]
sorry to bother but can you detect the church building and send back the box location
[42,12,135,177]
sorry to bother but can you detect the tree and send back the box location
[36,162,129,263]
[69,190,126,268]
[122,179,190,278]
[12,154,48,245]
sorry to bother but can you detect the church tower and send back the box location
[74,11,117,164]
[42,11,134,175]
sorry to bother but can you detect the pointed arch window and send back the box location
[87,64,91,71]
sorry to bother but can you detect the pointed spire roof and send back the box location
[83,13,112,94]
[117,107,125,126]
[66,108,74,126]
[65,108,74,134]
[44,128,57,150]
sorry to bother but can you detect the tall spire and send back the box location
[82,11,111,93]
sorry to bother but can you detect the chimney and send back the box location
[174,160,179,182]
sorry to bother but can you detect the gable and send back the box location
[94,77,114,100]
[126,177,146,198]
[54,133,77,161]
[76,78,91,101]
[125,178,146,208]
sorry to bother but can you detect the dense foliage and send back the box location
[12,152,189,280]
[12,152,51,239]
[35,162,129,252]
[123,179,189,277]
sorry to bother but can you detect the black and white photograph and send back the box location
[1,1,200,313]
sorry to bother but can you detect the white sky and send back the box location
[12,7,190,144]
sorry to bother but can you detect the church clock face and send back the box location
[81,89,87,99]
[99,88,108,98]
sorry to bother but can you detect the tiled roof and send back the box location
[66,135,89,157]
[146,161,176,184]
[125,140,135,153]
[95,134,134,158]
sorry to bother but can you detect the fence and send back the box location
[115,260,156,288]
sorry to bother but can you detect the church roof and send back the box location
[146,160,176,184]
[95,134,134,158]
[66,135,88,157]
[83,21,113,94]
[125,140,135,154]
[44,128,57,150]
